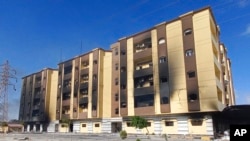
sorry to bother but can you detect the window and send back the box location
[160,77,168,83]
[191,119,203,126]
[134,94,154,107]
[121,102,127,108]
[115,93,119,101]
[115,48,118,55]
[165,121,174,126]
[115,63,119,70]
[185,49,194,56]
[127,122,132,127]
[93,60,97,64]
[121,84,126,89]
[158,38,166,45]
[121,66,126,72]
[115,78,119,85]
[92,105,97,110]
[115,108,119,114]
[161,97,169,104]
[159,57,166,63]
[147,122,151,127]
[93,74,97,80]
[121,50,126,55]
[184,28,192,36]
[95,123,100,127]
[189,93,198,102]
[82,124,86,127]
[187,71,196,78]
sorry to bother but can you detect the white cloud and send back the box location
[241,24,250,36]
[246,96,250,104]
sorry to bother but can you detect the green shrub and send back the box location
[120,130,127,139]
[136,138,141,141]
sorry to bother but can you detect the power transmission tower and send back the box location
[0,60,17,122]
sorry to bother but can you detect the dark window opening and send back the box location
[82,124,86,127]
[187,71,196,78]
[115,94,119,101]
[115,48,118,55]
[191,119,203,126]
[134,94,154,107]
[159,57,167,63]
[189,93,198,102]
[92,105,97,110]
[93,60,98,64]
[134,38,152,52]
[64,66,72,74]
[121,50,126,55]
[115,108,119,114]
[93,74,97,80]
[184,28,192,36]
[121,66,126,72]
[121,84,126,89]
[121,102,127,108]
[115,78,119,85]
[161,97,169,104]
[127,122,132,127]
[160,77,168,83]
[147,122,151,127]
[185,49,194,57]
[95,123,100,127]
[115,63,119,70]
[165,121,174,126]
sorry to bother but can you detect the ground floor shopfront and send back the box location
[59,113,215,136]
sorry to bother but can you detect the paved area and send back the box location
[0,133,213,141]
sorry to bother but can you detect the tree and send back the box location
[130,116,149,134]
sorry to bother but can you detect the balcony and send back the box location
[134,66,153,78]
[63,87,71,93]
[62,99,70,106]
[80,82,89,90]
[34,82,41,88]
[134,48,152,60]
[61,114,70,119]
[79,112,87,119]
[79,97,88,105]
[64,73,72,80]
[134,86,154,96]
[80,68,89,75]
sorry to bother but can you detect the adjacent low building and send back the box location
[19,68,58,132]
[19,6,235,136]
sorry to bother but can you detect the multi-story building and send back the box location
[56,48,112,133]
[19,6,235,136]
[19,68,58,132]
[107,6,234,135]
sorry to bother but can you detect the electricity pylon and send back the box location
[0,60,17,122]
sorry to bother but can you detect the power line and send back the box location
[0,60,17,122]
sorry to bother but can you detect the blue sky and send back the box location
[0,0,250,120]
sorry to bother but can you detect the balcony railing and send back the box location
[134,86,154,96]
[134,66,153,78]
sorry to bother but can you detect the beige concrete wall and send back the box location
[188,119,207,135]
[48,70,58,121]
[161,119,178,134]
[127,38,135,116]
[102,52,112,118]
[193,9,224,111]
[151,29,161,114]
[93,122,101,133]
[167,21,188,113]
[80,123,88,133]
[59,124,69,132]
[88,53,93,118]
